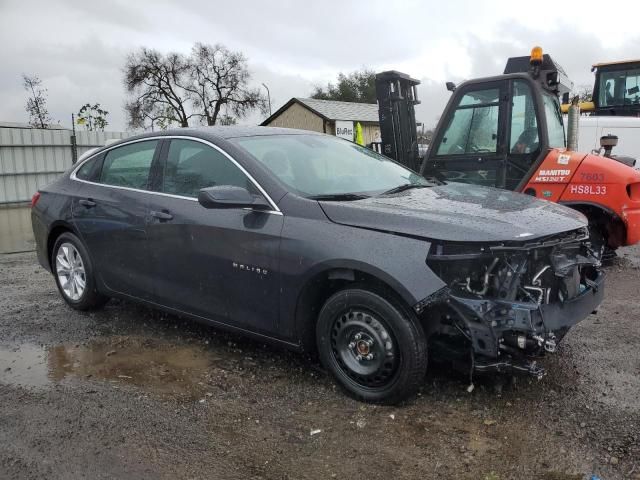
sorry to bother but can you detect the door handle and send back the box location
[79,199,96,208]
[150,210,173,221]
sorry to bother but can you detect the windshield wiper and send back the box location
[310,193,369,201]
[381,183,430,195]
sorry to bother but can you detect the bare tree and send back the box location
[124,43,267,130]
[218,114,238,126]
[22,74,52,128]
[575,84,593,103]
[186,43,267,126]
[124,100,178,131]
[124,48,192,129]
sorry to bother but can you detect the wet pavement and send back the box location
[1,248,639,479]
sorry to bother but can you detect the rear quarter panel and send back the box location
[31,176,82,272]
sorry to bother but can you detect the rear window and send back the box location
[75,156,101,181]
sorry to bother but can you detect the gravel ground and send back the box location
[0,247,639,480]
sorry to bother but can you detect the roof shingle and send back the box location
[294,98,379,122]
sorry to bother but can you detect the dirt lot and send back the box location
[1,248,639,480]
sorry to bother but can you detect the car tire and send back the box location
[51,232,109,311]
[316,288,427,404]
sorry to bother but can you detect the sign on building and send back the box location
[335,120,354,141]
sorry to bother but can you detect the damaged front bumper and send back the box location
[423,227,605,378]
[448,271,604,376]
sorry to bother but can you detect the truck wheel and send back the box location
[52,232,109,311]
[589,225,616,264]
[316,288,427,404]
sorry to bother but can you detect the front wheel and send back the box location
[52,232,109,310]
[316,288,427,404]
[588,224,616,264]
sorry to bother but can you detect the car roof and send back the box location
[124,126,320,142]
[83,126,324,162]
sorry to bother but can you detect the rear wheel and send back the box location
[52,232,108,310]
[316,288,427,404]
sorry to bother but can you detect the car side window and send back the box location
[75,156,101,181]
[99,141,158,190]
[162,139,254,198]
[436,88,500,156]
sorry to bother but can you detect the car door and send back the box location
[72,139,160,300]
[144,137,284,335]
[425,81,508,188]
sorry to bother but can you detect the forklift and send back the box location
[375,47,640,252]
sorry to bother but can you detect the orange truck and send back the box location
[414,48,640,255]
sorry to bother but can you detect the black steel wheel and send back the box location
[330,309,399,388]
[316,288,427,404]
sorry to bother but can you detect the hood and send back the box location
[319,183,587,243]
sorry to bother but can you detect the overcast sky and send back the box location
[1,0,639,131]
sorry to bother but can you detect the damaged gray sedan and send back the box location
[31,127,604,404]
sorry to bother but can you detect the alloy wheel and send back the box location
[55,242,86,301]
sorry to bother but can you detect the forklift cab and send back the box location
[591,60,640,116]
[421,51,571,191]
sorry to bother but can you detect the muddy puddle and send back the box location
[0,336,227,398]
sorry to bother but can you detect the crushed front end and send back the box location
[422,227,604,378]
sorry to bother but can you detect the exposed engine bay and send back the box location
[422,227,604,378]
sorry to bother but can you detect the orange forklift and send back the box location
[376,47,640,254]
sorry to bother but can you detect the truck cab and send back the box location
[421,52,570,191]
[591,60,640,117]
[418,49,640,250]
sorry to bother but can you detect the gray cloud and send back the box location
[414,23,640,129]
[1,1,638,131]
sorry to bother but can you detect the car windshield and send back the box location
[542,93,566,148]
[233,134,431,198]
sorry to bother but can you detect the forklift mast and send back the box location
[375,71,422,171]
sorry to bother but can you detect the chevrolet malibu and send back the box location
[31,127,604,403]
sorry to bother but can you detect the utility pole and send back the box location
[70,113,78,164]
[262,83,272,117]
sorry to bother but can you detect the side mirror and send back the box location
[197,185,271,211]
[446,81,456,92]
